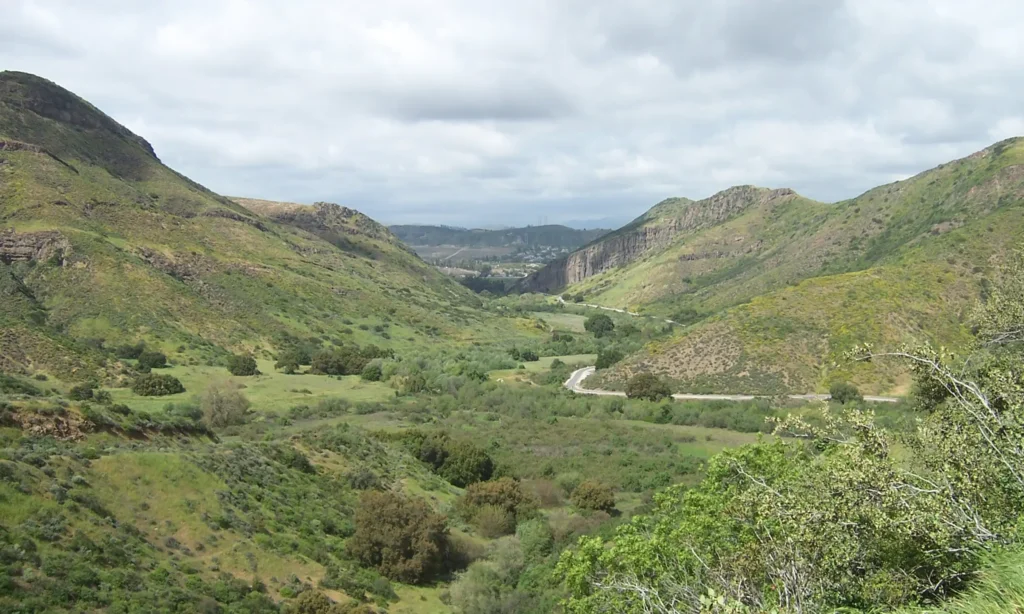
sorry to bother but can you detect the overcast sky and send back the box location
[2,0,1023,227]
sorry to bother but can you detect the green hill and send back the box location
[0,71,521,382]
[527,139,1024,394]
[389,224,609,250]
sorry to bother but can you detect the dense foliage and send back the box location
[129,373,185,396]
[624,373,672,401]
[348,491,449,584]
[227,354,259,376]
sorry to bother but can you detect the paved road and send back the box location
[564,367,900,403]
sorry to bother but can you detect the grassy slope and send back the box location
[0,72,531,382]
[898,549,1024,613]
[576,139,1024,394]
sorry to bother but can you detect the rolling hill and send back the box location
[389,224,609,250]
[524,139,1024,394]
[0,71,520,382]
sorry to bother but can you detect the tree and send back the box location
[584,314,614,338]
[457,477,538,530]
[348,491,449,584]
[227,353,259,376]
[360,361,383,382]
[440,441,495,487]
[595,348,623,370]
[570,480,616,513]
[68,384,94,401]
[519,349,539,362]
[136,350,167,371]
[625,373,672,401]
[130,373,185,396]
[829,381,862,404]
[200,381,250,427]
[114,341,146,360]
[275,347,312,373]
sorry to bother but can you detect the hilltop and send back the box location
[0,71,523,381]
[389,224,608,250]
[526,138,1024,393]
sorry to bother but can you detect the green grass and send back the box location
[530,311,589,333]
[898,549,1024,613]
[106,359,395,413]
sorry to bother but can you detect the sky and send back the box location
[2,0,1023,228]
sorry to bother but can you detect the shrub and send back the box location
[114,341,146,360]
[625,373,673,401]
[93,390,112,404]
[360,361,383,382]
[584,314,615,338]
[519,350,539,362]
[517,519,554,562]
[570,480,616,513]
[67,384,94,401]
[829,381,863,404]
[595,348,624,370]
[201,381,250,427]
[458,478,538,527]
[227,354,259,376]
[130,373,185,396]
[137,350,167,371]
[473,504,517,538]
[440,441,495,487]
[348,491,449,584]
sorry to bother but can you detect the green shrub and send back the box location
[439,441,495,487]
[348,491,449,584]
[625,373,672,401]
[227,354,259,376]
[201,381,250,427]
[473,505,517,538]
[360,361,383,382]
[130,373,185,396]
[584,314,614,338]
[595,348,623,370]
[114,341,146,360]
[829,381,863,404]
[67,384,94,401]
[570,480,616,513]
[137,350,167,371]
[0,373,41,396]
[520,350,539,362]
[458,478,538,528]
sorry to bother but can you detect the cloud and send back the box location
[2,0,1023,226]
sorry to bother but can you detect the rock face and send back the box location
[520,186,796,292]
[0,229,71,265]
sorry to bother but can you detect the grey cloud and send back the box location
[1,0,1022,226]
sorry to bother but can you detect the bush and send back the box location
[595,348,623,370]
[625,373,672,401]
[517,519,554,561]
[519,350,539,362]
[830,381,863,404]
[68,384,94,401]
[137,350,167,371]
[114,341,146,360]
[570,480,616,513]
[360,361,383,382]
[458,478,538,529]
[473,504,517,538]
[348,491,449,584]
[130,373,185,396]
[440,441,495,487]
[584,314,615,338]
[201,381,250,427]
[93,390,112,404]
[227,354,259,376]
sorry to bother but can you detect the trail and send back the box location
[554,296,900,403]
[563,367,900,403]
[442,246,467,261]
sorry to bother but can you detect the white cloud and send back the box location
[2,0,1023,226]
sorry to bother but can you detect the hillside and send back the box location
[528,139,1024,394]
[0,71,520,382]
[389,224,608,250]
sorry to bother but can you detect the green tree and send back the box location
[624,373,672,401]
[227,353,259,376]
[440,441,495,487]
[360,361,383,382]
[137,350,167,371]
[584,314,614,338]
[348,491,449,584]
[829,381,862,404]
[519,349,539,362]
[570,480,615,513]
[68,383,94,401]
[595,348,623,370]
[200,381,250,427]
[130,373,185,396]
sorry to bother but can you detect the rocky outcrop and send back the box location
[0,229,72,265]
[519,186,796,292]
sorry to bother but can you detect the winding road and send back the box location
[564,367,900,403]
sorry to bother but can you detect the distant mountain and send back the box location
[523,138,1024,394]
[389,224,609,250]
[0,71,513,380]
